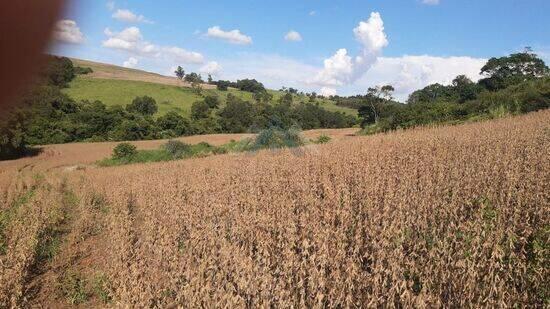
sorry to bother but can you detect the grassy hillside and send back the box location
[65,59,357,116]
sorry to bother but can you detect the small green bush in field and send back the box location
[314,134,331,144]
[254,127,304,150]
[112,143,137,159]
[164,140,191,158]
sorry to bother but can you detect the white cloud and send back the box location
[102,27,157,55]
[217,53,318,91]
[212,52,486,102]
[53,20,85,44]
[206,26,252,45]
[112,9,153,24]
[102,26,206,67]
[106,1,115,11]
[200,61,222,76]
[314,12,388,87]
[422,0,440,5]
[163,47,204,64]
[104,27,142,42]
[309,11,317,16]
[314,49,354,86]
[284,31,302,42]
[346,55,486,101]
[320,87,337,97]
[123,57,138,68]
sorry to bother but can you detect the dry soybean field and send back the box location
[0,112,549,307]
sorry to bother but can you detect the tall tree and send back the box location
[126,96,158,116]
[361,85,394,124]
[479,50,549,90]
[174,66,185,80]
[452,75,480,103]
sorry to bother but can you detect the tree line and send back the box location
[0,58,356,160]
[330,49,549,132]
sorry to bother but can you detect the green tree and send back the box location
[218,95,256,132]
[112,143,137,159]
[360,85,394,125]
[191,100,210,120]
[235,79,265,93]
[156,111,193,136]
[479,50,549,90]
[204,96,220,109]
[407,83,456,104]
[279,93,293,105]
[126,96,158,116]
[452,75,480,103]
[253,90,273,103]
[42,56,75,88]
[216,80,231,91]
[174,66,185,80]
[184,72,203,83]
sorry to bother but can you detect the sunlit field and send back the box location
[1,111,548,307]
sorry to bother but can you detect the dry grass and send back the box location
[0,112,548,307]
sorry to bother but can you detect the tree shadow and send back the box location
[0,147,43,161]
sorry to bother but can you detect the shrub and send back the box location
[212,147,228,155]
[314,134,331,144]
[112,143,137,159]
[126,96,158,116]
[163,140,191,158]
[74,67,93,75]
[253,127,304,150]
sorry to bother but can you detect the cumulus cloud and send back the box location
[320,87,337,97]
[284,31,302,42]
[314,12,388,87]
[102,27,204,64]
[123,57,138,68]
[102,27,157,55]
[346,55,486,101]
[163,47,204,64]
[216,53,318,90]
[112,9,153,24]
[212,52,486,102]
[53,20,85,44]
[200,61,222,76]
[422,0,440,5]
[206,26,252,45]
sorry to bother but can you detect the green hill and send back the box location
[64,59,357,117]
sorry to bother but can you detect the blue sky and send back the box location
[52,0,550,100]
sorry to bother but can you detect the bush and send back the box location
[74,67,93,75]
[314,134,331,144]
[212,147,228,155]
[216,80,231,91]
[126,96,158,116]
[112,143,137,159]
[163,140,191,158]
[253,127,304,150]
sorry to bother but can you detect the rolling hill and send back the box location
[64,58,357,117]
